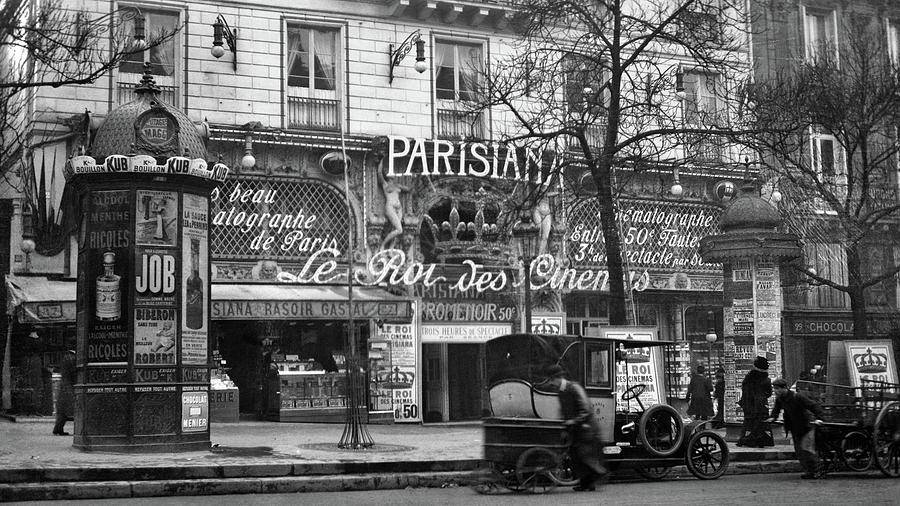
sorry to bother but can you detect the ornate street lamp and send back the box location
[512,213,539,333]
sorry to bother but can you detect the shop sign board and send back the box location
[566,199,721,282]
[211,299,410,320]
[371,323,421,423]
[845,340,898,387]
[420,324,511,343]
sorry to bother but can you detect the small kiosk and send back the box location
[64,68,227,451]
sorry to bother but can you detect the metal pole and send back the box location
[524,253,532,333]
[2,315,13,411]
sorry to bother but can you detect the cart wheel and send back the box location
[492,463,527,492]
[515,447,560,494]
[873,401,900,477]
[685,430,730,480]
[549,452,579,486]
[840,430,874,472]
[635,466,673,480]
[639,404,685,457]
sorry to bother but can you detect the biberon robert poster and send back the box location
[134,308,176,365]
[181,194,208,365]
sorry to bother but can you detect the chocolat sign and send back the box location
[568,199,720,273]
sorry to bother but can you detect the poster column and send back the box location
[66,152,225,452]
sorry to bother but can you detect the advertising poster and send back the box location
[846,340,898,387]
[134,308,176,365]
[134,246,178,306]
[605,327,664,411]
[135,190,178,247]
[372,323,420,422]
[181,388,209,433]
[181,194,208,365]
[85,190,131,366]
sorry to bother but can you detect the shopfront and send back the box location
[781,311,900,385]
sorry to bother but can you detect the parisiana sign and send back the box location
[385,135,556,185]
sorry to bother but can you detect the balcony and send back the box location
[287,96,340,131]
[568,122,606,150]
[437,108,484,140]
[117,81,178,107]
[685,134,723,163]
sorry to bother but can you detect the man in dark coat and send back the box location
[546,364,607,492]
[53,350,76,436]
[765,378,824,478]
[738,356,773,447]
[685,365,714,420]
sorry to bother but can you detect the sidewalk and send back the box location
[0,416,801,501]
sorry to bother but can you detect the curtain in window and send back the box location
[148,11,177,77]
[287,27,310,89]
[683,72,700,123]
[458,45,481,101]
[435,42,455,99]
[312,29,335,91]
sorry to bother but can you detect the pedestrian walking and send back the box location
[545,364,607,492]
[53,350,76,436]
[737,356,773,447]
[685,365,714,420]
[712,367,726,427]
[765,378,825,479]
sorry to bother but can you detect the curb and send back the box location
[0,460,806,502]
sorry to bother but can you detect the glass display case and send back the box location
[267,354,355,422]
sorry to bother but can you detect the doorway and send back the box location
[422,343,486,422]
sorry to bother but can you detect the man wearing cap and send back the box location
[738,356,773,447]
[765,378,824,479]
[545,364,607,492]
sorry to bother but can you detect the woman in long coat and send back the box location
[738,356,773,447]
[685,365,714,420]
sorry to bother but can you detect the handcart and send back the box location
[793,379,900,477]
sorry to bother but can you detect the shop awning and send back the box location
[5,275,77,324]
[210,284,413,321]
[3,277,413,324]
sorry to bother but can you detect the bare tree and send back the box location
[0,0,178,188]
[474,0,751,324]
[743,16,900,339]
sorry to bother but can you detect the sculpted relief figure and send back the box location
[532,194,553,256]
[378,161,410,250]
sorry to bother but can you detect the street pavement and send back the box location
[0,416,801,502]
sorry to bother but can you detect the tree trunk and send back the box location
[593,157,627,325]
[846,243,868,340]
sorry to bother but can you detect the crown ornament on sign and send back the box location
[376,366,415,389]
[854,347,888,374]
[424,193,507,263]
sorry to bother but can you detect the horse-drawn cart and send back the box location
[480,332,729,493]
[794,379,900,477]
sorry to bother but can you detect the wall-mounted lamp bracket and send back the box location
[212,14,238,71]
[389,30,424,84]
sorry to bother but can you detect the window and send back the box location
[804,7,837,62]
[286,25,340,131]
[435,41,482,102]
[888,19,900,65]
[584,342,612,389]
[804,242,848,308]
[118,7,179,106]
[435,41,484,140]
[683,72,723,161]
[810,131,845,213]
